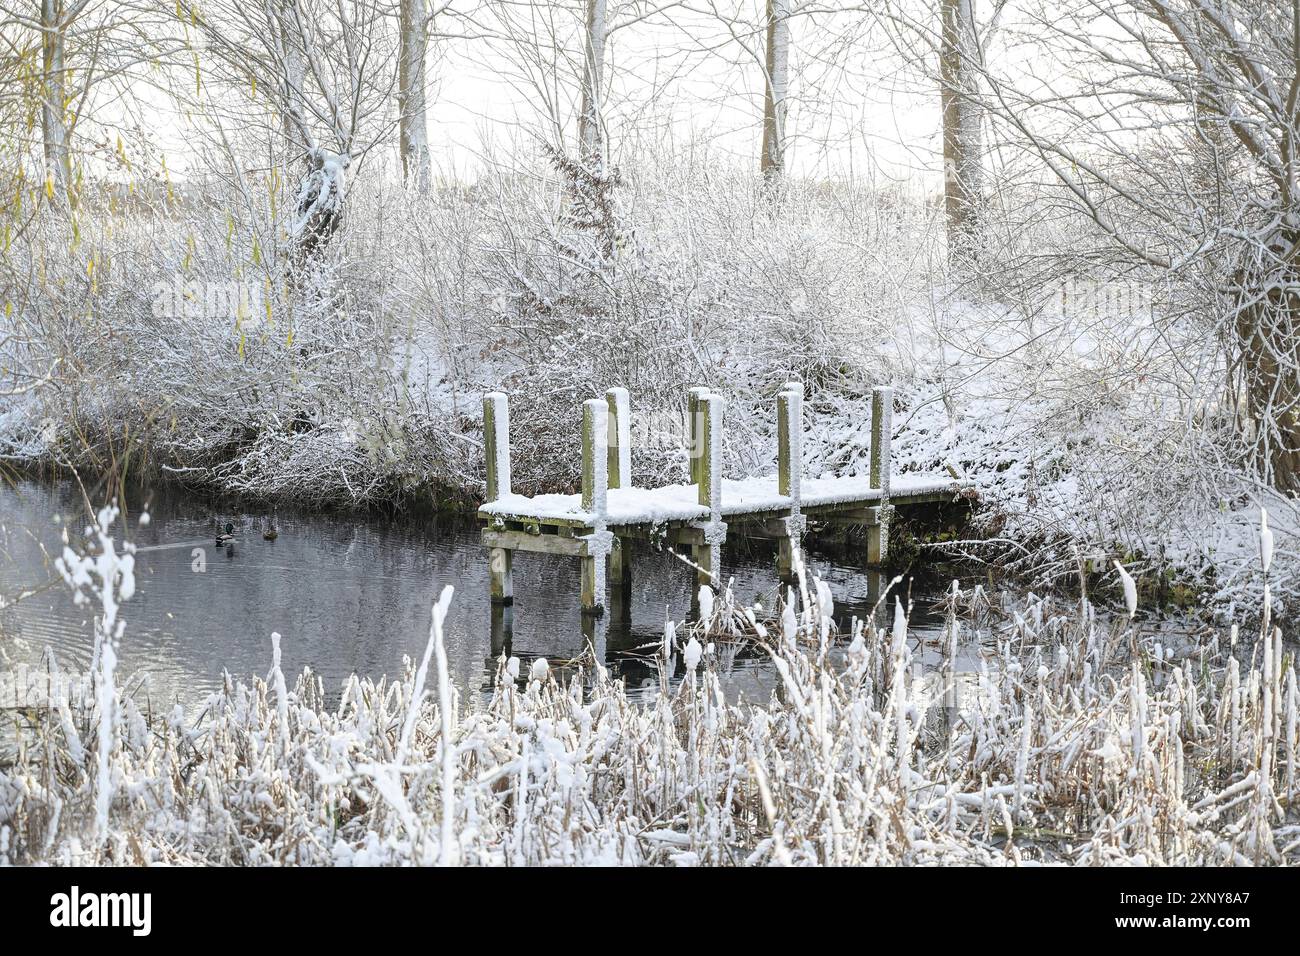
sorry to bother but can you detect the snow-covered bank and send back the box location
[2,157,1295,619]
[2,513,1297,866]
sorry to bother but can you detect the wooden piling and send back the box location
[484,392,511,501]
[778,384,803,583]
[869,386,893,565]
[580,555,601,613]
[696,392,725,589]
[870,386,892,492]
[866,507,885,565]
[778,392,793,498]
[582,398,607,513]
[581,398,609,615]
[610,536,632,621]
[688,386,708,485]
[485,392,514,602]
[698,392,719,508]
[778,536,794,583]
[606,387,631,490]
[489,546,513,604]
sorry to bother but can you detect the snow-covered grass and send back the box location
[2,515,1297,866]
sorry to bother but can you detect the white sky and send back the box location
[112,2,949,190]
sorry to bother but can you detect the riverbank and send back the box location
[5,363,1290,629]
[2,162,1295,625]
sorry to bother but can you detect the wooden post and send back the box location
[698,392,719,508]
[869,386,892,491]
[778,384,803,584]
[866,506,884,565]
[485,392,514,603]
[581,398,609,615]
[582,398,608,513]
[580,552,601,613]
[778,391,793,497]
[606,386,631,490]
[489,546,513,604]
[778,536,795,584]
[610,535,632,621]
[484,392,511,501]
[694,392,724,589]
[688,386,708,485]
[869,386,893,565]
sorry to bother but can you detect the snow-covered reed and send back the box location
[1,519,1297,866]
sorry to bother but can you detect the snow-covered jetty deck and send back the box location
[478,384,970,616]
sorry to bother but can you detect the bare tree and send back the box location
[38,0,72,199]
[174,0,399,264]
[959,0,1300,492]
[760,0,789,180]
[0,0,169,208]
[939,0,982,261]
[578,0,606,165]
[398,0,431,190]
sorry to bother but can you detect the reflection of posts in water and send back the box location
[490,602,513,659]
[865,568,887,631]
[940,660,958,743]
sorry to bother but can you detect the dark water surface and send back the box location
[0,479,955,710]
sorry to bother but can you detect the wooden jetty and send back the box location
[478,384,971,617]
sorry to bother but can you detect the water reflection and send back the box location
[0,480,947,710]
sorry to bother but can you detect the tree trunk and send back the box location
[760,0,789,182]
[398,0,431,192]
[940,0,982,265]
[1235,230,1300,493]
[40,0,72,206]
[278,0,308,164]
[578,0,606,168]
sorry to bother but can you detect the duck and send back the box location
[262,518,278,541]
[216,521,236,545]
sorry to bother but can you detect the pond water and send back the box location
[0,479,965,710]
